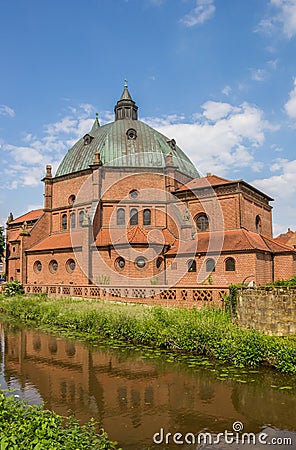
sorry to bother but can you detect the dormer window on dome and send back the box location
[127,128,137,140]
[83,134,93,145]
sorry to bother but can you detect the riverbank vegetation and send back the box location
[0,294,295,373]
[0,390,120,450]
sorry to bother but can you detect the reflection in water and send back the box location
[0,322,295,450]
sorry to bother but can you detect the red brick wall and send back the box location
[27,251,88,285]
[240,195,272,237]
[51,173,89,209]
[166,252,258,286]
[274,254,295,281]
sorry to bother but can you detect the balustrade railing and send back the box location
[24,284,228,308]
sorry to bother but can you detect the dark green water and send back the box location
[0,322,295,449]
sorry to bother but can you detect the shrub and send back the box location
[3,281,24,296]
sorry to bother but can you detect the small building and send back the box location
[5,85,296,293]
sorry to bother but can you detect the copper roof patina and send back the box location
[56,86,199,179]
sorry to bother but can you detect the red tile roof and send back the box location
[167,229,294,255]
[176,175,238,192]
[95,226,175,247]
[10,209,44,225]
[275,229,296,248]
[7,230,21,242]
[28,232,82,252]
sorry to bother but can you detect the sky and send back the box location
[1,0,296,235]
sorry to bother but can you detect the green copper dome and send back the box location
[55,86,199,179]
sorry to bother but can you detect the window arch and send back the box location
[225,257,235,272]
[61,214,67,230]
[196,213,209,232]
[206,258,215,272]
[79,210,84,227]
[256,215,262,233]
[117,208,125,226]
[70,212,76,229]
[143,209,151,226]
[187,259,196,272]
[130,208,138,226]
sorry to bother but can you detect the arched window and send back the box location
[156,257,163,269]
[256,215,262,233]
[70,212,76,229]
[117,208,125,226]
[225,257,235,272]
[196,214,209,232]
[206,258,215,272]
[79,210,84,227]
[187,259,196,272]
[130,208,138,226]
[61,214,67,230]
[143,209,151,226]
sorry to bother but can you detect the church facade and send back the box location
[5,85,296,294]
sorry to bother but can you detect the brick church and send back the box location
[5,85,296,292]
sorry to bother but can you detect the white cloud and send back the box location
[145,100,274,176]
[251,68,268,82]
[0,104,15,118]
[252,158,296,233]
[258,0,296,38]
[284,78,296,119]
[180,0,215,27]
[0,103,100,188]
[222,85,231,96]
[201,101,239,120]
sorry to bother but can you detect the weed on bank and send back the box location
[0,390,120,450]
[0,294,295,373]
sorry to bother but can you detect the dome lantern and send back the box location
[114,80,138,121]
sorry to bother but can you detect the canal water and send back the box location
[0,321,295,449]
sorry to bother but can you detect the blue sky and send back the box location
[1,0,296,235]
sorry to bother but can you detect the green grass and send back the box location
[0,294,295,373]
[0,390,121,450]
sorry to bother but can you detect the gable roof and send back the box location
[95,226,175,247]
[10,209,43,225]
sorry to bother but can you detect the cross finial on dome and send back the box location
[124,79,128,88]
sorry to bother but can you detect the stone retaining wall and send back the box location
[237,286,296,336]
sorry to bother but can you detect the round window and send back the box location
[115,257,125,270]
[33,260,42,273]
[129,189,139,199]
[135,257,146,269]
[49,260,58,273]
[66,259,76,273]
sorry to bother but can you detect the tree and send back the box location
[0,226,4,260]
